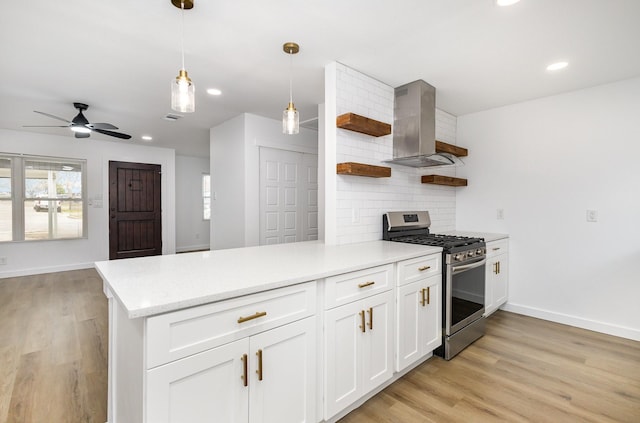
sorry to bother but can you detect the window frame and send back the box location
[202,173,211,221]
[0,153,88,243]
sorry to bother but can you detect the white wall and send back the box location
[456,77,640,340]
[175,155,210,252]
[324,62,460,245]
[210,113,318,250]
[0,129,176,277]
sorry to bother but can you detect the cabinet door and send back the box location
[249,317,316,423]
[493,254,509,309]
[396,280,421,371]
[361,290,394,396]
[146,338,249,423]
[324,300,363,419]
[421,276,442,353]
[397,276,441,371]
[484,257,498,316]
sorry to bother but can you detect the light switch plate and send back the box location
[586,209,598,222]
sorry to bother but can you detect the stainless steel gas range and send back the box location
[383,211,487,360]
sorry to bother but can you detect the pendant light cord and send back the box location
[289,48,293,104]
[180,1,185,71]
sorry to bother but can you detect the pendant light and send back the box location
[282,42,300,135]
[171,0,195,113]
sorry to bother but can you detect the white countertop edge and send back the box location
[96,241,442,319]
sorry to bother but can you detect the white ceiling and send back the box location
[1,0,639,157]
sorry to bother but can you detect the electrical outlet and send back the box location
[586,209,598,222]
[351,208,360,223]
[497,209,504,220]
[0,257,7,265]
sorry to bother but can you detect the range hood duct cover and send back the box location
[385,80,459,167]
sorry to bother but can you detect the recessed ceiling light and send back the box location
[141,135,153,141]
[207,88,222,96]
[546,61,569,71]
[496,0,520,6]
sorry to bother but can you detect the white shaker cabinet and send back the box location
[323,265,395,420]
[484,239,509,316]
[395,254,442,372]
[147,316,316,423]
[109,281,317,423]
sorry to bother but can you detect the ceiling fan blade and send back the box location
[88,122,118,130]
[23,125,68,128]
[75,132,90,139]
[33,110,71,123]
[94,128,131,140]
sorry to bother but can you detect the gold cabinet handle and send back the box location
[493,262,498,274]
[492,247,501,251]
[238,311,267,324]
[256,349,263,381]
[358,281,375,288]
[367,307,373,330]
[418,265,431,271]
[359,310,366,333]
[241,354,248,387]
[497,261,501,274]
[420,287,432,307]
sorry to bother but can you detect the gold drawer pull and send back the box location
[256,349,263,381]
[492,247,501,251]
[418,265,431,271]
[237,311,267,324]
[358,281,375,288]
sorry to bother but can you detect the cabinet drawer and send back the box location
[146,281,316,368]
[486,239,509,257]
[324,264,393,309]
[397,254,441,286]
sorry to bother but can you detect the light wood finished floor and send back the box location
[1,270,639,423]
[340,311,640,423]
[0,269,107,423]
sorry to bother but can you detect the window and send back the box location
[202,174,211,220]
[0,158,12,242]
[0,154,86,242]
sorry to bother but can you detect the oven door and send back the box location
[445,257,486,336]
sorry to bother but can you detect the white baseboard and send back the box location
[0,262,95,279]
[175,244,210,253]
[501,302,640,341]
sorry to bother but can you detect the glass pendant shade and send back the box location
[171,69,195,113]
[283,102,299,134]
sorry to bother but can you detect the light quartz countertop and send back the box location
[443,231,509,243]
[95,240,441,319]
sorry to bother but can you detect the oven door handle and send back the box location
[452,257,487,274]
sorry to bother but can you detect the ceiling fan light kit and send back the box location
[282,42,300,135]
[171,0,195,113]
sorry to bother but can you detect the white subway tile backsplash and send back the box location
[333,63,459,243]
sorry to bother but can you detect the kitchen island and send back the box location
[96,240,442,423]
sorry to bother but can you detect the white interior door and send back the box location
[259,148,318,245]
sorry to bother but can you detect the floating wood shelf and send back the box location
[336,113,392,137]
[337,162,391,178]
[421,175,467,187]
[435,140,468,157]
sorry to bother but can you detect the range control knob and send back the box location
[454,254,463,261]
[476,249,483,255]
[467,251,475,258]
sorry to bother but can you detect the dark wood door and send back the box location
[109,161,162,260]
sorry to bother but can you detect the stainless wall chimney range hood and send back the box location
[385,80,460,168]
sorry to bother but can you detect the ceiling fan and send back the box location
[24,102,131,139]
